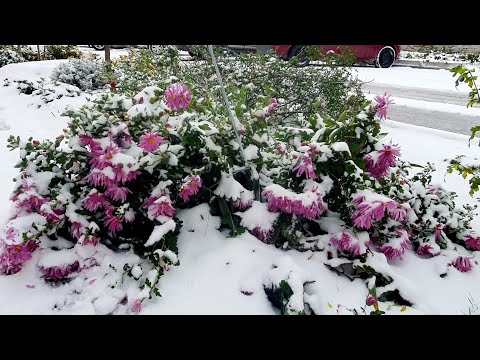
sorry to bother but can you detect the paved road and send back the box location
[362,82,479,136]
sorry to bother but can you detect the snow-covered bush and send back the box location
[4,78,81,106]
[51,58,105,91]
[0,48,24,67]
[2,51,480,314]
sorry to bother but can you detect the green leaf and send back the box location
[198,123,211,131]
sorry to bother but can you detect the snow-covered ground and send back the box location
[0,60,479,314]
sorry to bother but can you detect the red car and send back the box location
[272,45,401,68]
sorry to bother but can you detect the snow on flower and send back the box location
[293,155,316,179]
[374,92,394,120]
[214,172,254,208]
[236,201,279,243]
[378,229,411,260]
[416,243,439,257]
[330,231,364,256]
[39,261,80,280]
[147,196,176,220]
[139,132,163,152]
[164,83,191,110]
[450,256,474,273]
[131,299,142,313]
[363,143,401,179]
[351,190,403,229]
[262,184,326,220]
[178,175,202,201]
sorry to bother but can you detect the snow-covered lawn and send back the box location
[0,60,479,315]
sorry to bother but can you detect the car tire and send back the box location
[92,45,105,51]
[375,46,396,68]
[148,45,164,53]
[288,45,310,66]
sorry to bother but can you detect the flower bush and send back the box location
[1,48,479,314]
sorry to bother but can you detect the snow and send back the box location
[237,201,279,231]
[1,60,480,314]
[355,66,474,93]
[145,219,177,247]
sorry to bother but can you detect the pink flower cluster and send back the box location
[465,233,480,251]
[39,261,80,280]
[363,143,401,179]
[164,83,192,110]
[450,256,474,273]
[178,175,202,201]
[378,229,411,260]
[352,195,405,229]
[374,92,394,120]
[330,231,362,256]
[0,243,33,275]
[262,187,326,220]
[293,155,316,179]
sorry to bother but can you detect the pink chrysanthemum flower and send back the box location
[81,235,98,246]
[90,143,120,169]
[70,221,85,240]
[139,132,164,152]
[366,294,376,306]
[104,213,122,233]
[83,190,107,212]
[104,186,132,202]
[262,189,326,220]
[124,209,135,223]
[251,227,273,243]
[234,199,253,210]
[112,164,140,184]
[39,261,80,280]
[364,143,401,179]
[0,243,33,275]
[330,231,361,256]
[374,92,394,120]
[416,243,439,257]
[450,256,474,273]
[86,169,115,188]
[389,205,407,222]
[147,197,176,219]
[131,299,142,313]
[434,224,444,242]
[378,229,411,260]
[178,175,202,201]
[266,98,278,113]
[465,233,480,251]
[164,83,192,110]
[293,155,316,179]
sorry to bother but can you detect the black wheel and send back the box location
[288,45,310,66]
[375,46,396,68]
[92,45,105,51]
[148,45,163,53]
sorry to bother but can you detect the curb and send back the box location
[395,59,464,70]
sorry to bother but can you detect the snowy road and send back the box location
[358,68,480,136]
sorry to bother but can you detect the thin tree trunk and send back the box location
[105,45,111,62]
[36,45,41,61]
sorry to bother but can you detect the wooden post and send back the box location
[105,45,111,62]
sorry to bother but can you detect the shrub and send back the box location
[0,48,24,67]
[51,58,106,91]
